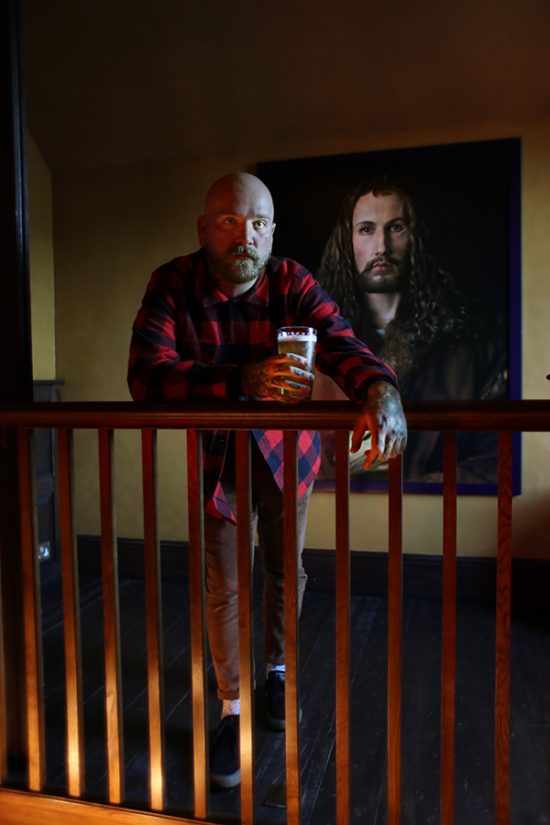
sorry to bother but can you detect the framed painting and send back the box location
[257,138,521,495]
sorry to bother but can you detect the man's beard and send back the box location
[212,244,272,285]
[357,255,409,294]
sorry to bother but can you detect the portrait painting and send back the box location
[257,138,521,495]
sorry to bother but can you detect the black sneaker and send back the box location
[210,715,241,789]
[266,671,303,731]
[266,670,287,731]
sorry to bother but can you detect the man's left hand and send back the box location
[350,381,407,470]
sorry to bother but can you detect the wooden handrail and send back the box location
[0,399,548,431]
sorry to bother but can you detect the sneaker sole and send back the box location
[210,768,241,789]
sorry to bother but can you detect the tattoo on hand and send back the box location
[242,362,270,397]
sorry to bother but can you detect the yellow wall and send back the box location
[28,133,56,380]
[48,120,550,559]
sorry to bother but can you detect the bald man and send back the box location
[129,172,407,788]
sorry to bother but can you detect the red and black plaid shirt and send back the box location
[128,249,398,521]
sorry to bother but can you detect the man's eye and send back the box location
[389,222,405,233]
[223,217,237,225]
[253,220,268,230]
[358,225,375,235]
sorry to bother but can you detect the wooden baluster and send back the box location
[141,430,165,811]
[235,431,255,824]
[334,431,350,825]
[495,431,513,825]
[387,454,403,825]
[441,432,457,825]
[283,431,301,825]
[0,540,6,784]
[186,430,208,819]
[18,428,45,791]
[98,428,124,804]
[57,428,85,797]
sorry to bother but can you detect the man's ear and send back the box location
[197,214,206,246]
[271,221,276,238]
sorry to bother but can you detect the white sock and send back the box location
[266,663,286,679]
[221,698,240,718]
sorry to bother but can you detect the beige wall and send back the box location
[28,133,56,380]
[47,119,550,559]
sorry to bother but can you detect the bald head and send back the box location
[197,172,276,296]
[203,172,274,221]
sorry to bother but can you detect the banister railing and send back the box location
[0,398,548,430]
[0,399,549,825]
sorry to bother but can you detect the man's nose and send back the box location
[373,228,388,256]
[236,221,255,245]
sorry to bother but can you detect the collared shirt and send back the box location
[128,248,398,521]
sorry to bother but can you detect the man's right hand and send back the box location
[241,354,314,403]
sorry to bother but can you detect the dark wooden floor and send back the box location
[28,571,550,824]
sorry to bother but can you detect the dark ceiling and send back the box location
[23,0,550,171]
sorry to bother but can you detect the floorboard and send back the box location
[28,574,550,824]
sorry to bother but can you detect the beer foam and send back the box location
[277,334,315,341]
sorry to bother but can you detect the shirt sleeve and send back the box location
[287,266,399,404]
[127,264,242,401]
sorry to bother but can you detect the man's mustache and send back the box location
[361,255,400,274]
[231,245,261,262]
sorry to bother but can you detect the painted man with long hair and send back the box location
[315,176,507,483]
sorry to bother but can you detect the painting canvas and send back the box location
[257,138,521,495]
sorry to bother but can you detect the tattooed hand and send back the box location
[350,381,408,470]
[241,354,314,403]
